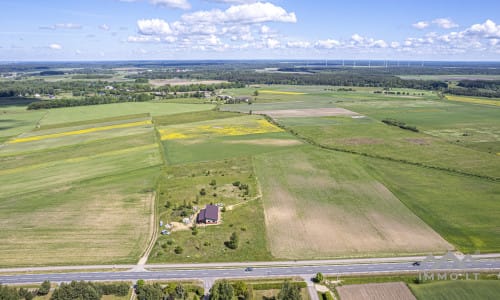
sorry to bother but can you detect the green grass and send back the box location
[363,157,500,253]
[0,166,160,267]
[149,156,272,263]
[280,116,500,179]
[0,107,46,137]
[149,199,272,263]
[162,132,301,164]
[253,146,451,259]
[38,102,214,125]
[0,121,155,154]
[153,110,241,126]
[339,97,500,151]
[409,280,500,300]
[36,113,150,131]
[0,119,162,266]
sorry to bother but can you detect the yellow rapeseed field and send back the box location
[8,120,152,144]
[259,90,306,95]
[446,95,500,107]
[160,118,283,140]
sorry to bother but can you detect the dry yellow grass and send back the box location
[8,120,152,144]
[259,90,306,95]
[446,95,500,107]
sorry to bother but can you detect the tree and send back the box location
[175,283,187,299]
[253,90,259,96]
[135,283,163,300]
[277,281,301,300]
[38,280,51,296]
[210,280,234,300]
[225,232,239,249]
[314,272,324,283]
[232,281,251,300]
[0,284,19,300]
[50,281,100,300]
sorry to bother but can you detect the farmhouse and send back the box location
[197,204,219,224]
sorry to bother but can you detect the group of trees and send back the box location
[50,281,129,300]
[382,119,419,132]
[0,281,50,300]
[135,281,203,300]
[27,93,154,110]
[209,280,303,300]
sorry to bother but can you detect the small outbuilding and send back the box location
[197,204,219,224]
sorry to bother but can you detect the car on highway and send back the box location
[412,261,421,266]
[244,267,254,272]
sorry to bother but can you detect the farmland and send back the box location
[336,282,416,300]
[158,115,301,164]
[0,101,220,266]
[409,281,500,300]
[254,146,452,259]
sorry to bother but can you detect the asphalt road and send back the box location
[1,259,499,285]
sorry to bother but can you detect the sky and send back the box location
[0,0,499,61]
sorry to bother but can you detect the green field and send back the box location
[158,115,301,164]
[279,116,500,179]
[409,281,500,300]
[253,146,452,259]
[0,105,46,138]
[149,155,272,263]
[364,157,500,253]
[38,102,214,125]
[0,108,162,266]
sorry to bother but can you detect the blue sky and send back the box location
[0,0,499,61]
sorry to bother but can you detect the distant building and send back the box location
[197,204,219,224]
[104,85,115,90]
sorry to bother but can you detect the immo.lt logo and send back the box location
[418,252,481,282]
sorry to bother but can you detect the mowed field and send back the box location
[0,102,213,267]
[253,146,452,259]
[409,281,500,300]
[337,282,416,300]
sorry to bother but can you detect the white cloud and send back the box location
[433,18,459,29]
[49,43,62,50]
[127,35,162,43]
[266,38,280,49]
[150,0,191,10]
[137,19,172,35]
[390,41,400,48]
[260,25,270,34]
[466,19,500,38]
[182,2,296,24]
[412,21,429,29]
[99,24,110,31]
[286,41,311,48]
[206,0,258,3]
[40,23,82,30]
[315,39,341,49]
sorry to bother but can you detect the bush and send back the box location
[225,232,239,249]
[174,246,184,254]
[38,280,51,296]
